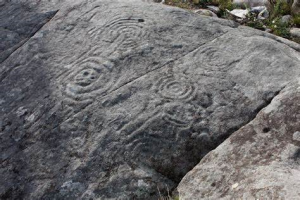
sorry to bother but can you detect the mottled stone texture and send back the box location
[0,1,57,63]
[0,0,300,199]
[178,80,300,200]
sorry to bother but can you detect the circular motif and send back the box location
[162,102,196,128]
[156,75,196,101]
[199,46,239,71]
[166,9,195,37]
[168,9,193,26]
[89,16,149,51]
[62,58,117,101]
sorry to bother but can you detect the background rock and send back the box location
[178,79,300,200]
[290,27,300,37]
[292,0,300,15]
[232,0,270,8]
[207,5,220,15]
[0,0,300,199]
[280,14,292,24]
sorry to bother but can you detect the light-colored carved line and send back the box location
[94,29,232,104]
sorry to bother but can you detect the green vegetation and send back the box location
[218,0,234,11]
[262,0,292,39]
[165,0,234,10]
[164,0,300,43]
[292,14,300,27]
[270,0,291,18]
[245,13,265,30]
[270,19,291,38]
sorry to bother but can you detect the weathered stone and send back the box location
[292,0,300,15]
[228,9,249,19]
[206,5,220,14]
[257,8,269,20]
[233,0,270,8]
[194,9,218,18]
[291,27,300,37]
[0,2,57,63]
[280,15,292,24]
[178,80,300,200]
[250,6,267,14]
[0,0,300,199]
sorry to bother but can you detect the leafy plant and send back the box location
[245,13,266,30]
[218,0,234,10]
[292,14,300,27]
[268,18,291,38]
[270,0,291,19]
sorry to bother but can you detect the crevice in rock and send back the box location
[262,32,300,53]
[0,9,59,83]
[237,25,300,53]
[95,28,233,103]
[171,85,286,193]
[214,87,283,153]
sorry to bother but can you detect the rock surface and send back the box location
[291,27,300,38]
[232,0,270,8]
[0,0,300,199]
[228,9,249,19]
[178,80,300,200]
[0,1,57,63]
[292,0,300,15]
[280,15,292,24]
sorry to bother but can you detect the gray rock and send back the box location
[0,0,300,199]
[250,6,266,14]
[178,80,300,200]
[292,0,300,15]
[194,9,218,18]
[228,9,249,19]
[290,27,300,38]
[265,28,272,33]
[0,2,57,63]
[233,0,270,8]
[280,15,292,24]
[206,5,220,14]
[257,8,269,20]
[0,0,4,7]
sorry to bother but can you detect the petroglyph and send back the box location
[89,16,150,52]
[156,75,197,102]
[62,58,118,102]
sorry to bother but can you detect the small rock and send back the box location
[228,9,249,19]
[206,5,220,14]
[293,131,300,141]
[233,0,270,8]
[292,0,300,15]
[257,8,269,20]
[194,9,218,18]
[231,183,239,189]
[250,6,266,14]
[280,15,292,24]
[265,28,272,33]
[290,28,300,38]
[0,0,4,7]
